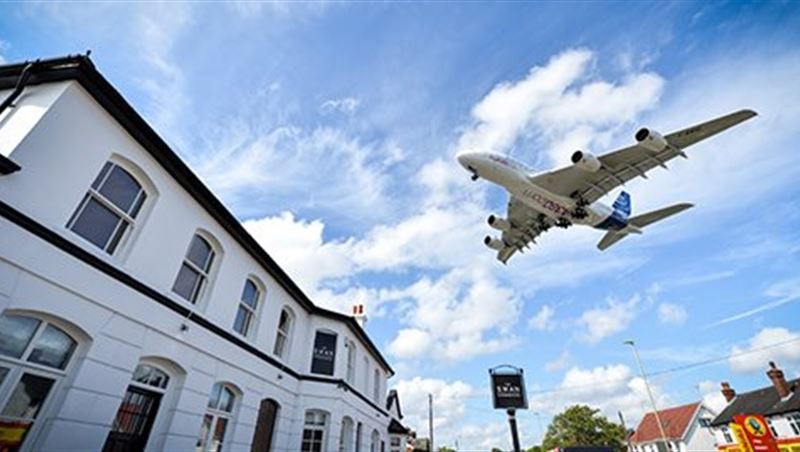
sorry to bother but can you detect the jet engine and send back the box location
[484,236,505,251]
[570,150,602,172]
[635,128,669,152]
[487,215,511,232]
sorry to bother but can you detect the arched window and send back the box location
[338,416,354,452]
[233,278,262,337]
[355,422,362,452]
[103,363,171,451]
[273,307,294,359]
[345,340,356,385]
[0,313,80,451]
[173,233,217,304]
[302,409,329,452]
[67,161,148,254]
[373,369,380,402]
[370,429,380,452]
[196,382,238,452]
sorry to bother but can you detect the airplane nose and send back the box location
[456,150,473,168]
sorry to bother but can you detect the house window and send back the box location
[273,308,294,359]
[103,364,171,451]
[370,429,380,452]
[373,369,380,402]
[788,413,800,436]
[173,234,216,303]
[699,417,711,427]
[196,383,237,452]
[0,314,79,451]
[233,279,261,337]
[356,422,362,452]
[767,418,779,437]
[302,409,329,452]
[390,436,402,452]
[67,161,147,254]
[363,357,370,394]
[722,427,733,444]
[346,340,356,385]
[339,416,354,452]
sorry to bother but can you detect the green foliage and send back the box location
[526,446,543,452]
[491,448,503,452]
[541,405,626,452]
[437,447,456,452]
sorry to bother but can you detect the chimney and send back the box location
[352,303,367,328]
[767,361,791,399]
[721,382,736,402]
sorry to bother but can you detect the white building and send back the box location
[0,55,409,452]
[709,362,800,452]
[629,402,718,452]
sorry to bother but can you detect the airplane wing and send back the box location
[495,196,554,263]
[529,109,757,204]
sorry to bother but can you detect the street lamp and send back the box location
[624,340,670,452]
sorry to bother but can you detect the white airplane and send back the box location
[457,109,757,263]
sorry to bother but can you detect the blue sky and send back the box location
[3,2,800,449]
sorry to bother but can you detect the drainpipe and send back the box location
[0,60,39,175]
[0,61,39,118]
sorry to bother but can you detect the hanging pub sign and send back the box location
[733,414,780,452]
[311,331,337,375]
[489,366,528,410]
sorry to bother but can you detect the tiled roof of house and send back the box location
[630,402,701,444]
[711,378,800,426]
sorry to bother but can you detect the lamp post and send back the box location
[624,340,670,452]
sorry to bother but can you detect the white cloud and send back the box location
[658,303,688,325]
[457,48,594,153]
[712,277,800,327]
[529,304,556,331]
[387,329,432,359]
[545,350,571,372]
[576,295,639,344]
[698,380,728,414]
[728,327,800,373]
[320,97,361,115]
[392,377,475,432]
[531,363,670,424]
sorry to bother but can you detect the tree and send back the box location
[437,448,456,452]
[526,446,543,452]
[541,405,626,452]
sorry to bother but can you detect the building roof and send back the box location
[388,418,411,435]
[711,378,800,426]
[630,402,701,444]
[0,55,393,375]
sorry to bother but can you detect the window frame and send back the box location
[0,314,82,452]
[273,307,294,360]
[196,382,239,452]
[373,368,380,403]
[233,277,264,339]
[345,340,356,385]
[172,232,219,305]
[66,159,151,256]
[302,409,329,452]
[788,412,800,436]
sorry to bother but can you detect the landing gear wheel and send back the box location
[572,207,588,220]
[471,173,479,181]
[556,218,572,228]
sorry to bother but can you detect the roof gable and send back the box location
[630,402,701,444]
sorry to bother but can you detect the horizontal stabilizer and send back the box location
[597,203,693,251]
[629,203,693,228]
[598,231,628,251]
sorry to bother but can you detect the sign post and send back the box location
[490,365,528,452]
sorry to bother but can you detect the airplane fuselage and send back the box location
[457,151,628,231]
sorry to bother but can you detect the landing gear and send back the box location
[556,217,572,228]
[471,173,479,181]
[570,191,590,220]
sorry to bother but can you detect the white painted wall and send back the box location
[0,78,399,451]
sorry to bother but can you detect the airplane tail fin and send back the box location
[612,191,632,219]
[597,203,694,251]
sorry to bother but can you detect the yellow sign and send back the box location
[730,422,754,452]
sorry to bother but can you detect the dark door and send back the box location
[102,386,162,452]
[251,398,280,452]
